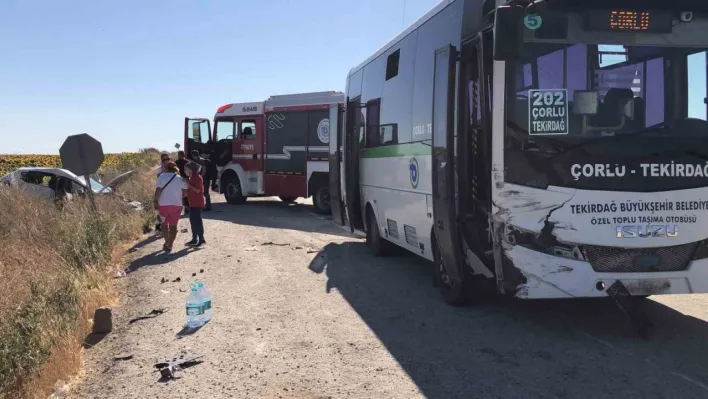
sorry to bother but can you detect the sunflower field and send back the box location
[0,151,161,177]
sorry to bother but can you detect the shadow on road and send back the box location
[202,199,351,238]
[127,234,161,253]
[176,323,207,338]
[310,242,708,399]
[82,332,108,349]
[126,248,195,273]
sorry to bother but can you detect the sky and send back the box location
[1,2,706,154]
[0,0,441,154]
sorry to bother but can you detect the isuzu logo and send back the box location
[616,225,679,238]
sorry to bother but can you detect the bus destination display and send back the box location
[586,10,673,33]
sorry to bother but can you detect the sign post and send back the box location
[59,134,105,211]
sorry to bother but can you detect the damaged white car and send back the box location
[0,167,143,210]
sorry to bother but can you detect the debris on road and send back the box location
[113,353,134,361]
[114,270,127,278]
[92,307,113,334]
[129,308,169,324]
[161,277,167,284]
[245,246,260,252]
[160,290,170,294]
[154,353,204,380]
[200,269,204,273]
[172,277,181,283]
[262,241,290,246]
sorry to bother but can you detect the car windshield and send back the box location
[90,178,107,192]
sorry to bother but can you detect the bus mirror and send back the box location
[573,91,599,116]
[493,5,524,61]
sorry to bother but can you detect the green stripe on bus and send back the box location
[360,143,431,159]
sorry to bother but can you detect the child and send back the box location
[184,162,206,246]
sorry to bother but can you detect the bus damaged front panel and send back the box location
[492,7,708,299]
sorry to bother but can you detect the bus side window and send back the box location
[687,51,707,121]
[365,99,381,147]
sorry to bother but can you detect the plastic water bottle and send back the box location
[185,285,204,328]
[197,282,212,323]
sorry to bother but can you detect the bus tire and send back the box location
[432,234,469,306]
[279,196,297,203]
[312,186,331,215]
[366,207,391,256]
[223,173,247,205]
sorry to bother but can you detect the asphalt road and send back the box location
[73,196,708,399]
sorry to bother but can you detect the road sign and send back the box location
[60,133,104,210]
[59,133,105,176]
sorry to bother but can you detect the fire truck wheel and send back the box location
[223,174,247,205]
[433,234,469,306]
[312,186,331,215]
[279,196,297,203]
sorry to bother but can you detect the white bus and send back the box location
[328,0,708,307]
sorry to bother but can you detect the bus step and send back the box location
[606,281,655,339]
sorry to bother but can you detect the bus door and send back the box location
[432,45,465,283]
[343,98,365,232]
[184,118,212,157]
[329,104,345,225]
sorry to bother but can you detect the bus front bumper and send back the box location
[505,245,708,299]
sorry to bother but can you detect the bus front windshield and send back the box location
[505,41,708,192]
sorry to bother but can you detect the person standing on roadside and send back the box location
[190,150,213,211]
[175,151,190,214]
[155,161,188,253]
[155,153,171,233]
[184,162,207,246]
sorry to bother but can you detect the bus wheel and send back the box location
[224,174,247,205]
[279,196,297,203]
[312,186,331,214]
[433,236,469,306]
[366,208,391,256]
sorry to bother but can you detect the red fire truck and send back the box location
[184,91,344,214]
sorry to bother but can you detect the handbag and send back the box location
[154,173,178,211]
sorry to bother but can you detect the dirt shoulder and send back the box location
[73,198,708,399]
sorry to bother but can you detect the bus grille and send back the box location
[387,219,399,239]
[581,243,697,273]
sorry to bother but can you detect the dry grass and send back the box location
[0,159,160,399]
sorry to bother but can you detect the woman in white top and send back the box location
[154,161,188,253]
